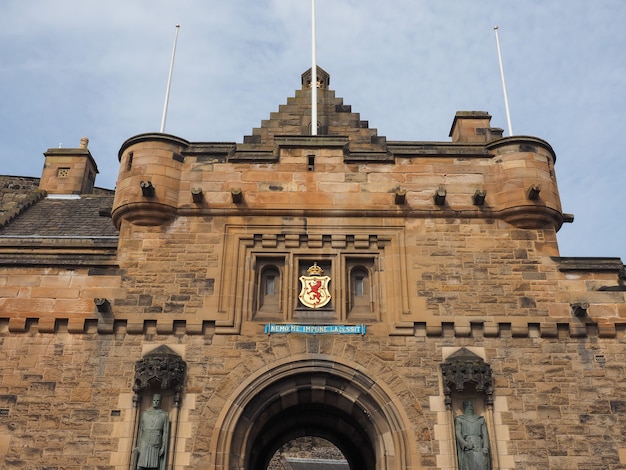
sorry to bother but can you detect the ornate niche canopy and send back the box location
[133,345,186,403]
[440,348,494,408]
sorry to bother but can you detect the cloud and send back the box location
[0,0,624,260]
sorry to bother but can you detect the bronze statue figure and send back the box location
[455,400,490,470]
[135,394,169,470]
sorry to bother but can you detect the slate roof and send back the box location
[0,194,118,238]
[0,176,44,226]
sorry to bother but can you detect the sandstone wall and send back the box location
[0,329,624,469]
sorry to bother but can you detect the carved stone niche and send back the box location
[440,348,494,409]
[133,345,186,406]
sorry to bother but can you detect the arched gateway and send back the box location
[212,356,416,469]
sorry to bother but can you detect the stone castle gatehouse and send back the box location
[0,67,625,469]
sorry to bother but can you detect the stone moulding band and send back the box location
[0,317,623,338]
[264,323,367,335]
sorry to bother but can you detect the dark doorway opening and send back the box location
[215,358,412,469]
[249,400,373,470]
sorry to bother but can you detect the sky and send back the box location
[1,0,624,261]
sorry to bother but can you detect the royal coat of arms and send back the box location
[299,263,331,309]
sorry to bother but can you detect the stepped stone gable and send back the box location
[0,68,625,469]
[237,66,388,162]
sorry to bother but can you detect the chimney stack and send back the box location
[40,137,98,195]
[449,111,503,143]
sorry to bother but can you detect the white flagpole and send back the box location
[494,26,513,136]
[160,24,180,133]
[311,0,318,136]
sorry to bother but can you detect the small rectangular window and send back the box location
[265,275,275,296]
[355,276,364,297]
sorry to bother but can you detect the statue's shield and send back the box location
[298,275,331,308]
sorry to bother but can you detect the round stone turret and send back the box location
[112,133,189,228]
[487,136,564,229]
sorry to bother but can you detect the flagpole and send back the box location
[494,26,513,136]
[160,24,180,133]
[311,0,318,136]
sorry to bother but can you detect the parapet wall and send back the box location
[111,132,564,230]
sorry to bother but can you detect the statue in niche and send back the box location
[455,400,490,470]
[135,393,170,470]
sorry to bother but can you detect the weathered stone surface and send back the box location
[0,69,625,469]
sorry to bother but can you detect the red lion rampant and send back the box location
[306,280,323,305]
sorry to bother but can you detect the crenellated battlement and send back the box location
[2,316,624,339]
[109,76,567,232]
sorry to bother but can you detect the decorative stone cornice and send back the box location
[133,346,186,402]
[441,348,494,408]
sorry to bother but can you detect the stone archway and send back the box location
[212,355,415,469]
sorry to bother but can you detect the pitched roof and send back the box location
[0,194,118,238]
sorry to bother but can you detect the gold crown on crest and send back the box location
[306,262,324,276]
